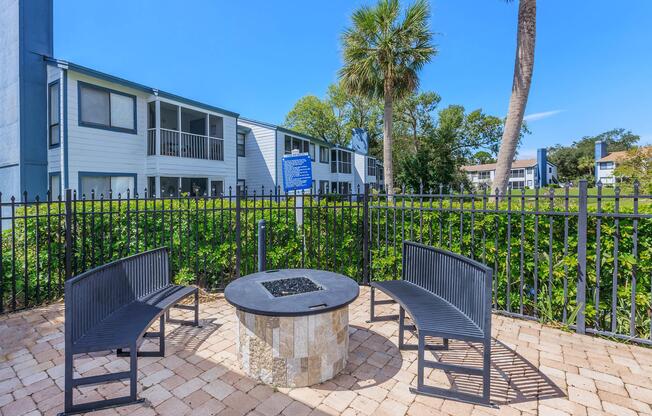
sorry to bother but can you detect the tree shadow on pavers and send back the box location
[419,338,565,406]
[311,324,403,392]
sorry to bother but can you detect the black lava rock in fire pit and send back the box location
[261,277,323,298]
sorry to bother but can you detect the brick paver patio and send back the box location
[1,287,652,415]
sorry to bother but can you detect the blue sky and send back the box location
[54,0,652,158]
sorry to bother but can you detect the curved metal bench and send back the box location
[63,248,199,415]
[370,241,493,405]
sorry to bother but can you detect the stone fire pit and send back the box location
[224,269,359,387]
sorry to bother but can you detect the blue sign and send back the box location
[282,153,313,192]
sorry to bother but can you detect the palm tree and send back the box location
[340,0,435,197]
[492,0,536,195]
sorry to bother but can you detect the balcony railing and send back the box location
[147,128,224,161]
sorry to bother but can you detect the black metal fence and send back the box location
[1,180,651,346]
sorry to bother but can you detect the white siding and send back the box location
[237,120,277,192]
[66,71,148,195]
[312,144,333,191]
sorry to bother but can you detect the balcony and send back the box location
[147,128,224,160]
[147,101,225,161]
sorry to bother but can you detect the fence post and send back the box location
[576,180,588,334]
[235,186,242,278]
[258,219,266,272]
[362,184,370,285]
[64,189,73,281]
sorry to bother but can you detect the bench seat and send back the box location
[369,242,493,405]
[371,280,483,341]
[72,285,196,353]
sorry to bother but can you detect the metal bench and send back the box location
[63,248,199,415]
[370,241,493,405]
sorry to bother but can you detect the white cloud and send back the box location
[523,110,563,122]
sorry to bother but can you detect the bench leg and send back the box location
[417,332,425,391]
[482,337,491,403]
[64,346,73,413]
[158,315,165,356]
[398,307,406,349]
[409,334,495,407]
[117,315,166,358]
[369,286,375,322]
[129,343,138,400]
[367,287,398,323]
[194,289,199,326]
[61,349,144,415]
[166,289,200,327]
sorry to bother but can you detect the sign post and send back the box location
[282,151,313,227]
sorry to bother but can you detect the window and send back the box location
[211,180,224,197]
[367,158,376,177]
[80,174,135,197]
[600,161,614,169]
[49,174,61,200]
[209,115,223,138]
[284,135,309,155]
[331,181,351,195]
[331,149,352,174]
[510,169,525,179]
[237,133,246,157]
[319,146,329,163]
[181,177,208,196]
[147,176,155,196]
[548,166,553,173]
[478,171,490,180]
[48,82,60,146]
[160,102,179,130]
[309,143,315,161]
[510,181,525,190]
[161,177,179,197]
[319,180,329,194]
[79,82,136,133]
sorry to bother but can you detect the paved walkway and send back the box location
[1,287,651,415]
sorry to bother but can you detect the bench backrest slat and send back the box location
[65,248,170,344]
[402,241,492,332]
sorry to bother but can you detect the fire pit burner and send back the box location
[261,277,323,297]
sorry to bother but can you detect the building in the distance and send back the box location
[462,149,558,189]
[594,141,652,185]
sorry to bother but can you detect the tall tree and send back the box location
[284,83,383,149]
[394,91,440,152]
[340,0,435,196]
[492,0,536,195]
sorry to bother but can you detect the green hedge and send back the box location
[2,196,650,341]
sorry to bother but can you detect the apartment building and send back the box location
[594,141,652,185]
[0,0,381,201]
[462,149,558,189]
[238,119,381,195]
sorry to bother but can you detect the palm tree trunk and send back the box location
[493,0,536,195]
[383,83,394,199]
